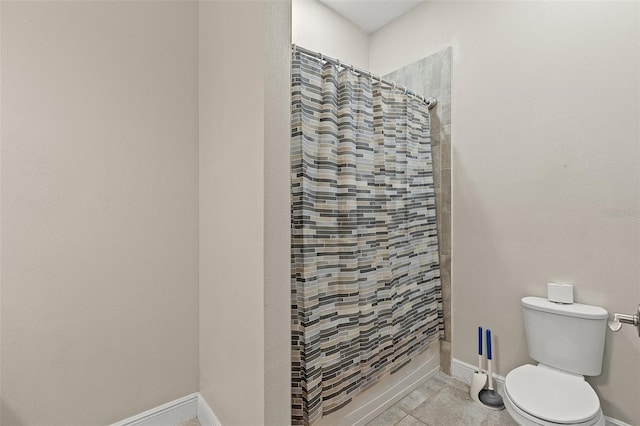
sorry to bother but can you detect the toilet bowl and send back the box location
[504,364,604,426]
[505,297,609,426]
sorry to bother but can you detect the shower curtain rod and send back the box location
[293,44,437,110]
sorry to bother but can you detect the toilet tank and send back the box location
[522,296,608,376]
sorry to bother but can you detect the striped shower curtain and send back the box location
[291,50,443,425]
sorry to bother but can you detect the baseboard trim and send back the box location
[603,416,633,426]
[451,358,631,426]
[110,392,221,426]
[197,394,222,426]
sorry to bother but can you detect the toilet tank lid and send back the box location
[522,297,608,319]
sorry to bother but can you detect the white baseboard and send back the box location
[603,416,633,426]
[197,394,222,426]
[110,392,221,426]
[451,358,631,426]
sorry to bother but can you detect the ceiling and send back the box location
[317,0,426,34]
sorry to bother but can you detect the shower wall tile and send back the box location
[432,144,441,180]
[441,125,451,169]
[440,255,451,296]
[439,50,452,126]
[441,233,451,256]
[440,254,451,343]
[383,47,452,374]
[430,110,442,133]
[442,168,451,212]
[440,101,451,127]
[440,211,451,241]
[431,124,441,146]
[440,341,452,375]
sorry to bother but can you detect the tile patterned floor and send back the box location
[178,373,516,426]
[366,373,518,426]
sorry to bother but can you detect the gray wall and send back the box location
[1,1,293,424]
[370,2,639,423]
[199,1,291,424]
[1,2,199,424]
[264,1,293,424]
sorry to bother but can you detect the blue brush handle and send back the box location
[486,329,492,360]
[478,326,483,355]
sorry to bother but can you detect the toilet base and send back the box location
[504,387,604,426]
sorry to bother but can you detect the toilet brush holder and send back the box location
[470,326,488,403]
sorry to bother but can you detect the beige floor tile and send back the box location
[483,408,519,426]
[437,372,471,393]
[395,375,448,413]
[394,414,427,426]
[366,405,408,426]
[411,384,492,425]
[320,372,516,426]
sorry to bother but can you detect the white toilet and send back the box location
[504,296,608,426]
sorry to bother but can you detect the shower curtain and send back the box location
[291,50,443,425]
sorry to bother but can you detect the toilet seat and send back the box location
[504,389,604,426]
[504,364,601,425]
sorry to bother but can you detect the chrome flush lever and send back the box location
[608,305,640,337]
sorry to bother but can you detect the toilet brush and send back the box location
[479,329,505,410]
[470,326,487,403]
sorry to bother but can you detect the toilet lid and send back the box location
[505,365,600,424]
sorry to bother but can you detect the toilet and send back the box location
[504,296,608,426]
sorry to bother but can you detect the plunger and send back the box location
[470,326,487,403]
[479,329,505,410]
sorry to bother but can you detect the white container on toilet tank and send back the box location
[547,282,574,304]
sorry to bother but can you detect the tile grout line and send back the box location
[391,411,409,426]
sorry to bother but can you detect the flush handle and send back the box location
[608,305,640,337]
